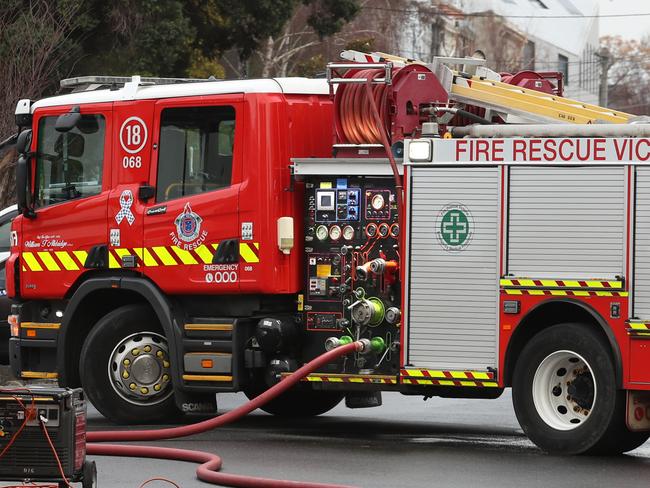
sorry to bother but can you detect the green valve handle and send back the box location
[370,336,386,353]
[339,335,353,346]
[367,297,385,326]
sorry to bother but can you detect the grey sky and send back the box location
[599,0,650,39]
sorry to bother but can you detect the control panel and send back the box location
[303,177,401,374]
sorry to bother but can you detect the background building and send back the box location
[395,0,601,104]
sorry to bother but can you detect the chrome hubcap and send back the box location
[108,332,172,406]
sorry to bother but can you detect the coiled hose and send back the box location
[335,69,391,145]
[87,341,364,488]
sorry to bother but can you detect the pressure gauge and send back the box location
[366,223,378,237]
[371,194,385,210]
[342,225,355,241]
[390,223,400,237]
[378,223,390,237]
[329,225,342,241]
[315,225,328,241]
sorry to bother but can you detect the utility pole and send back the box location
[597,47,611,107]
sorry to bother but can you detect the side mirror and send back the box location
[55,106,81,132]
[16,154,35,219]
[15,129,32,155]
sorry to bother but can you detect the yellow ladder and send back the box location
[339,50,633,124]
[451,76,631,124]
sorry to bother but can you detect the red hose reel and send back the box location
[333,64,448,146]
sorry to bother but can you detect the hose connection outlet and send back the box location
[325,335,354,351]
[356,338,373,355]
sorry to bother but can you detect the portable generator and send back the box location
[0,387,96,488]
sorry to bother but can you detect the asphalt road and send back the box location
[83,390,650,488]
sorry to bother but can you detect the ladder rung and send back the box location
[451,77,631,124]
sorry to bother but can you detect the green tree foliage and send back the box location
[306,0,359,38]
[77,0,195,77]
[0,0,91,137]
[0,0,359,139]
[186,0,359,66]
[294,54,325,77]
[345,37,376,54]
[187,0,295,63]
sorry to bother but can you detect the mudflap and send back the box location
[626,390,650,432]
[175,390,218,417]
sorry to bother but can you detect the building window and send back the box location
[523,41,535,70]
[558,54,569,86]
[35,114,105,207]
[156,106,235,202]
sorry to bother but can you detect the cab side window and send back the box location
[0,217,13,254]
[35,115,105,207]
[156,106,235,202]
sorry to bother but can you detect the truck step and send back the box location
[345,391,382,409]
[183,318,234,340]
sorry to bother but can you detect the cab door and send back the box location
[142,96,244,294]
[20,105,112,298]
[108,100,155,271]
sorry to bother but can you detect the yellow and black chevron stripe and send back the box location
[302,373,397,385]
[283,370,498,387]
[627,321,650,338]
[400,369,499,387]
[500,278,627,297]
[22,242,260,271]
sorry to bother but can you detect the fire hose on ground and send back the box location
[86,341,367,488]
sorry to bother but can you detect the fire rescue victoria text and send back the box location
[452,137,650,162]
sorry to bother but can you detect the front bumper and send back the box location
[0,322,9,364]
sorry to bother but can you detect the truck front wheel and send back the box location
[80,304,179,424]
[512,323,649,454]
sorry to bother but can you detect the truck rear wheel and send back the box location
[245,385,343,417]
[512,322,647,454]
[80,304,179,424]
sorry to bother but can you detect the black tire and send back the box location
[589,391,650,454]
[512,322,643,455]
[80,304,179,424]
[245,384,343,417]
[82,460,97,488]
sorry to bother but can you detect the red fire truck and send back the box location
[7,52,650,455]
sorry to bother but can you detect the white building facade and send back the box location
[396,0,601,104]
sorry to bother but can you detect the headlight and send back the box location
[408,140,432,162]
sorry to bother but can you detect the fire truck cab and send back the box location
[9,75,333,417]
[8,55,650,455]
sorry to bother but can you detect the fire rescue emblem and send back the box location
[175,203,203,242]
[437,203,473,252]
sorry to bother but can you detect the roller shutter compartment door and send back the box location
[407,167,500,371]
[634,168,650,318]
[508,167,626,279]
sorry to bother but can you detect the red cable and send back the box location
[363,76,405,223]
[0,393,35,461]
[86,341,363,488]
[40,419,72,488]
[334,67,405,219]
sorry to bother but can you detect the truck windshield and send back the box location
[35,114,105,207]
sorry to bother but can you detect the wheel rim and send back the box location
[532,350,596,431]
[108,331,173,406]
